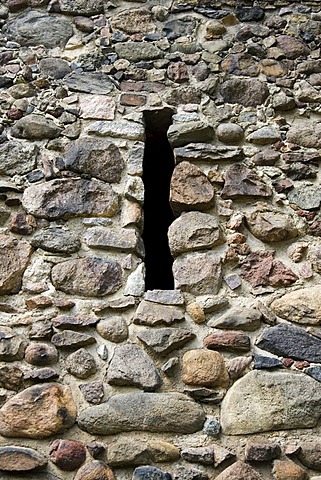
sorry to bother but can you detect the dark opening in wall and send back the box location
[142,108,175,291]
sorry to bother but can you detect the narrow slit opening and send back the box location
[142,108,175,291]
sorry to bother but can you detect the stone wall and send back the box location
[0,0,321,479]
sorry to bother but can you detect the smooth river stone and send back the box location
[270,285,321,324]
[221,370,321,434]
[0,446,47,471]
[78,392,205,435]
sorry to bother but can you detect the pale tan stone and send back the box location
[182,349,229,387]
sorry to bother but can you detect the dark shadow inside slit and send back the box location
[142,108,175,291]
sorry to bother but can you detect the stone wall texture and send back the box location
[1,0,321,479]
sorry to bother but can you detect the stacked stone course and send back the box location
[1,0,321,478]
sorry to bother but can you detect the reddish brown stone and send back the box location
[120,81,165,93]
[49,439,86,471]
[276,35,309,59]
[273,458,308,480]
[204,330,251,352]
[245,440,281,462]
[120,94,147,106]
[216,460,263,480]
[307,220,321,236]
[9,212,36,235]
[283,358,294,367]
[294,361,310,370]
[74,460,115,480]
[241,251,298,287]
[25,296,53,310]
[24,342,58,366]
[221,164,272,199]
[6,0,28,12]
[167,61,189,83]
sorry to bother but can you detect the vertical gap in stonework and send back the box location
[142,108,175,291]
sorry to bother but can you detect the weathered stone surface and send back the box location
[134,301,185,326]
[137,328,195,356]
[256,323,321,362]
[66,349,97,379]
[51,258,122,297]
[96,317,128,343]
[144,290,184,305]
[0,446,47,471]
[220,78,269,107]
[52,315,97,329]
[298,441,321,471]
[241,251,298,287]
[110,9,154,34]
[0,327,27,361]
[174,143,244,163]
[216,123,244,144]
[79,95,116,120]
[115,42,162,62]
[172,466,208,480]
[78,392,205,435]
[182,349,229,387]
[208,305,261,331]
[58,0,103,15]
[0,141,38,176]
[215,461,263,480]
[79,382,104,405]
[52,330,96,349]
[221,164,272,199]
[64,72,114,94]
[39,58,71,79]
[22,179,119,220]
[0,235,32,294]
[31,228,80,254]
[25,343,58,366]
[287,123,321,149]
[87,120,144,141]
[248,127,281,145]
[181,446,213,465]
[235,6,264,21]
[254,355,282,370]
[65,137,124,183]
[107,439,179,466]
[107,344,162,391]
[245,207,298,242]
[0,383,76,438]
[221,370,321,434]
[270,285,321,325]
[168,212,223,256]
[168,122,214,148]
[84,227,144,256]
[276,35,309,59]
[204,330,251,352]
[288,184,321,210]
[173,252,222,295]
[3,10,73,48]
[133,466,171,480]
[0,365,23,391]
[273,458,308,480]
[49,439,86,471]
[11,115,61,140]
[74,461,115,480]
[245,441,281,462]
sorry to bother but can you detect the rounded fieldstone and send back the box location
[74,460,115,480]
[96,317,128,343]
[24,343,58,366]
[49,439,86,471]
[182,349,229,388]
[65,348,97,379]
[216,123,244,144]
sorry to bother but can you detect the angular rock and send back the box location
[0,235,32,294]
[245,441,281,462]
[22,179,119,220]
[168,212,223,256]
[52,331,96,349]
[273,458,308,480]
[181,446,213,465]
[66,349,97,379]
[74,461,115,480]
[107,344,162,391]
[110,9,154,35]
[174,143,244,163]
[64,72,114,95]
[227,356,252,379]
[65,137,124,183]
[173,252,222,295]
[49,439,86,471]
[51,257,122,297]
[107,439,179,467]
[168,122,214,148]
[0,383,76,438]
[215,461,263,480]
[11,115,61,140]
[3,10,73,48]
[241,251,298,288]
[220,78,269,107]
[84,227,143,256]
[256,323,321,363]
[245,207,298,243]
[0,141,38,176]
[254,355,283,370]
[270,285,321,325]
[87,120,144,141]
[78,392,205,435]
[172,466,208,480]
[144,290,184,305]
[182,349,229,388]
[0,365,23,391]
[0,446,47,471]
[204,330,251,352]
[221,164,272,199]
[221,370,321,434]
[52,315,98,329]
[133,466,171,480]
[134,301,185,326]
[79,95,116,120]
[235,6,264,21]
[208,305,261,331]
[298,441,321,471]
[115,42,162,62]
[124,263,145,297]
[31,227,80,254]
[58,0,103,15]
[137,328,195,356]
[287,123,321,149]
[25,343,58,366]
[96,317,128,343]
[79,382,104,405]
[288,184,321,210]
[0,327,27,361]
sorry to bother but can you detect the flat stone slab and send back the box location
[0,446,47,471]
[134,301,185,326]
[78,392,205,435]
[137,328,195,356]
[221,370,321,434]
